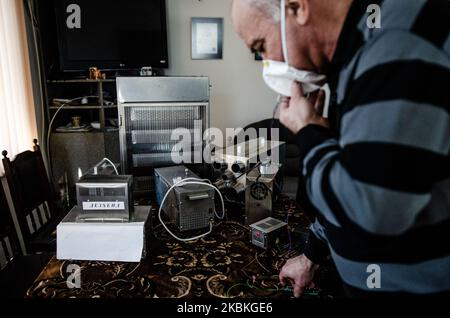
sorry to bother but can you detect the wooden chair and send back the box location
[0,182,51,298]
[2,139,62,254]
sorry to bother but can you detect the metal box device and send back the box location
[155,166,214,232]
[76,175,134,222]
[117,77,210,197]
[250,217,288,250]
[245,164,279,225]
[57,205,151,262]
[212,139,285,204]
[213,139,285,178]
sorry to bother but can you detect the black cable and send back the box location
[270,96,282,135]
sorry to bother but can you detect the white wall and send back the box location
[166,0,278,134]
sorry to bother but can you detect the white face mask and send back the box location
[263,59,326,96]
[262,0,330,111]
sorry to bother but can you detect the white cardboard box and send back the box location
[57,205,151,262]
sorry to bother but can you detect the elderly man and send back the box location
[232,0,450,297]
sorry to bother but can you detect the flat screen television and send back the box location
[53,0,168,72]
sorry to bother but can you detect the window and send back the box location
[0,0,37,174]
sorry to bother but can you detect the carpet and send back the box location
[26,198,340,298]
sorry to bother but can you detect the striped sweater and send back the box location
[298,0,450,295]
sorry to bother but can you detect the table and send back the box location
[26,198,337,298]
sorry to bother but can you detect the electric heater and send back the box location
[117,77,210,195]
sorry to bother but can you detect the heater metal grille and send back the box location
[117,77,210,197]
[180,210,211,231]
[123,104,208,170]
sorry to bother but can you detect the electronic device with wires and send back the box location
[250,217,288,250]
[155,166,217,232]
[212,138,285,206]
[245,162,280,225]
[76,175,134,222]
[213,138,284,178]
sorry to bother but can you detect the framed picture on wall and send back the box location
[191,18,223,60]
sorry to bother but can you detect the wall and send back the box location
[166,0,278,136]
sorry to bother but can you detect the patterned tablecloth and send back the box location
[26,198,340,299]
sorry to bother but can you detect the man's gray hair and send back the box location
[240,0,281,22]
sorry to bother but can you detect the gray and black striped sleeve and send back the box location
[296,30,450,238]
[303,219,330,264]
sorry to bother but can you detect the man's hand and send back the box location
[279,82,329,134]
[279,254,319,298]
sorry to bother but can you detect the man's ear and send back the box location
[288,0,309,25]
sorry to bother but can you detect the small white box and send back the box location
[57,206,151,262]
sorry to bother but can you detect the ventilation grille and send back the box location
[79,187,126,197]
[180,210,211,231]
[130,106,201,122]
[131,129,203,145]
[132,153,192,168]
[124,103,208,170]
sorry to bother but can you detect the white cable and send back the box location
[273,95,282,119]
[46,96,99,169]
[281,0,289,64]
[102,158,119,175]
[158,178,226,242]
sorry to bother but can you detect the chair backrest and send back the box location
[0,182,22,271]
[2,140,56,251]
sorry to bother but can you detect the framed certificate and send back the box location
[191,18,223,60]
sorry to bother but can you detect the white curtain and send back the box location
[0,0,38,175]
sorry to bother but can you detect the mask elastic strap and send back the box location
[281,0,289,64]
